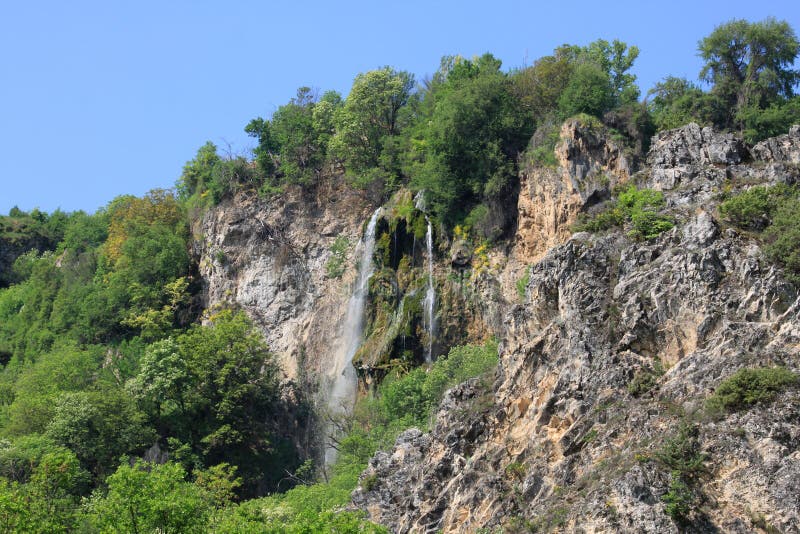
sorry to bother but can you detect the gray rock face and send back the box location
[648,123,746,168]
[751,124,800,164]
[352,125,800,533]
[197,183,376,378]
[645,123,748,203]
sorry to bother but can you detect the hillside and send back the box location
[1,17,799,533]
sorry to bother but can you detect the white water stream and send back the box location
[415,192,437,363]
[422,216,436,362]
[324,207,381,465]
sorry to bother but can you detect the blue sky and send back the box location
[1,1,799,214]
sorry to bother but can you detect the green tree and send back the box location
[558,62,615,118]
[699,18,800,132]
[45,389,155,481]
[177,142,221,200]
[410,54,532,231]
[647,76,725,130]
[86,461,211,534]
[128,310,293,496]
[581,38,640,103]
[330,67,415,178]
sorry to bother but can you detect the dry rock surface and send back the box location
[352,123,800,533]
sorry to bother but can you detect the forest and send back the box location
[0,17,798,532]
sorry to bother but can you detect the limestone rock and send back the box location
[514,118,630,265]
[353,126,800,533]
[751,124,800,164]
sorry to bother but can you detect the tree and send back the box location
[699,18,800,130]
[127,310,294,496]
[86,461,211,533]
[45,389,155,481]
[409,54,532,232]
[513,49,575,123]
[176,142,221,200]
[582,39,640,103]
[647,76,725,130]
[558,62,615,118]
[330,67,415,176]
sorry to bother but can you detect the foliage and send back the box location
[706,367,798,412]
[699,18,799,130]
[655,423,708,524]
[86,460,211,533]
[718,184,795,230]
[0,208,73,288]
[573,185,673,239]
[127,309,290,497]
[330,67,414,184]
[326,236,350,278]
[662,473,695,524]
[558,62,615,118]
[764,197,800,283]
[647,76,725,131]
[409,54,532,228]
[655,423,707,478]
[719,184,800,282]
[246,88,343,188]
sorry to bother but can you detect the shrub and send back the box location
[573,185,673,239]
[655,423,707,524]
[707,367,798,412]
[629,209,675,239]
[655,423,706,480]
[662,472,695,524]
[718,184,795,230]
[325,236,350,278]
[764,199,800,283]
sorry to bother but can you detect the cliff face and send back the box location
[196,181,376,379]
[197,123,800,532]
[352,124,800,533]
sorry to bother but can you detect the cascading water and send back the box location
[415,192,437,363]
[324,207,381,466]
[422,216,436,362]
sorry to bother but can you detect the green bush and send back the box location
[707,367,798,412]
[573,185,673,239]
[662,472,695,524]
[629,209,675,239]
[718,184,795,230]
[765,199,800,283]
[718,185,800,283]
[655,423,707,524]
[325,236,350,278]
[655,423,707,478]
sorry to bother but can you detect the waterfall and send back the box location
[324,207,381,466]
[422,216,436,362]
[415,192,436,363]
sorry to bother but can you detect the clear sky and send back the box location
[1,0,799,214]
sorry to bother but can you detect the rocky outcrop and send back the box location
[513,118,631,265]
[751,124,800,163]
[353,124,800,533]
